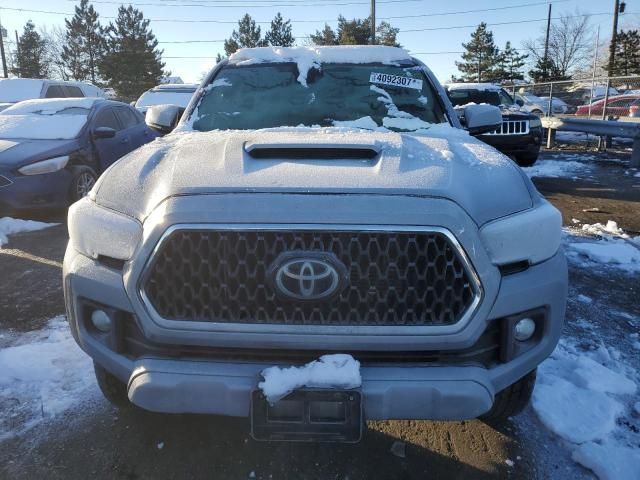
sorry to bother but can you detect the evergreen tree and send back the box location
[528,57,569,82]
[310,16,400,47]
[62,0,106,84]
[265,12,294,47]
[100,6,166,101]
[608,29,640,76]
[455,23,501,82]
[309,24,338,46]
[12,21,49,78]
[496,41,528,81]
[224,14,266,56]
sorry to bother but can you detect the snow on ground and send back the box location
[259,354,361,403]
[564,221,640,273]
[522,159,591,178]
[0,316,95,440]
[532,339,640,480]
[0,217,57,247]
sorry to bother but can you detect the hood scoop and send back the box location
[245,142,380,160]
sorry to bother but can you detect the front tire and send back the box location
[69,166,97,203]
[94,362,131,408]
[481,368,537,423]
[515,149,539,167]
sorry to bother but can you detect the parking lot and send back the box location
[0,142,638,480]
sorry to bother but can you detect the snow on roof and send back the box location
[446,83,502,92]
[1,97,99,115]
[0,78,45,103]
[229,46,414,87]
[154,83,198,91]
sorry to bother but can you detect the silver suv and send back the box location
[64,46,566,442]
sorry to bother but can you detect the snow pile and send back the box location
[229,46,411,87]
[533,340,640,479]
[0,217,57,247]
[2,97,98,115]
[522,159,590,178]
[259,354,361,403]
[0,316,96,439]
[564,221,640,273]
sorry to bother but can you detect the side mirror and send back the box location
[145,104,184,134]
[93,126,116,139]
[463,104,503,136]
[515,98,525,107]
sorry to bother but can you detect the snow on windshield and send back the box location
[0,79,44,103]
[0,102,91,140]
[229,46,413,87]
[135,90,196,108]
[2,98,98,115]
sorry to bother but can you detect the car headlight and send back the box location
[529,117,542,128]
[479,201,562,265]
[68,197,142,261]
[18,155,69,175]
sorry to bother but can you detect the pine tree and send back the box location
[61,0,106,84]
[608,30,640,76]
[528,57,569,82]
[309,24,338,46]
[310,16,400,46]
[496,41,528,81]
[265,12,294,47]
[455,23,501,82]
[12,21,49,78]
[100,6,166,101]
[224,14,266,56]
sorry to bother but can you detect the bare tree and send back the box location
[40,25,69,80]
[523,12,594,80]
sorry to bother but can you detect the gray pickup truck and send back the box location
[64,46,567,443]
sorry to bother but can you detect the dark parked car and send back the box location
[446,83,543,166]
[0,98,158,214]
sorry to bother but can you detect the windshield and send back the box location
[136,90,196,109]
[0,107,90,140]
[448,88,514,107]
[191,63,446,132]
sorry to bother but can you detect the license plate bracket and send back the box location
[251,389,362,443]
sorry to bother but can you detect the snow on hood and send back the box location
[229,46,413,87]
[93,125,533,225]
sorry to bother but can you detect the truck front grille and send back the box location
[485,120,530,135]
[141,228,480,327]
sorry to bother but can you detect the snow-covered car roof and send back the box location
[0,78,46,103]
[445,83,502,92]
[1,97,100,115]
[228,46,414,66]
[152,83,198,91]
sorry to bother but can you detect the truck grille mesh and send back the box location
[142,230,478,326]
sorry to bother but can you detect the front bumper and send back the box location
[64,195,567,420]
[0,168,72,213]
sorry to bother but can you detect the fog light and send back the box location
[514,317,536,341]
[91,310,112,332]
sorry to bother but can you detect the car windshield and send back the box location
[448,88,514,107]
[0,107,90,140]
[136,90,196,108]
[191,63,446,132]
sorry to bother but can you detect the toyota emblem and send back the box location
[268,252,349,301]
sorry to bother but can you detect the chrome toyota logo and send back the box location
[269,252,348,301]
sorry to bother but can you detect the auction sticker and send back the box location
[370,72,423,90]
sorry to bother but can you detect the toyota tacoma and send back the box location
[64,46,566,442]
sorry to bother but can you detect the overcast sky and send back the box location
[1,0,639,83]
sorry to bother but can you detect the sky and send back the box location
[0,0,639,84]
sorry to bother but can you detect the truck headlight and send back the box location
[18,155,69,175]
[479,201,562,265]
[68,197,142,261]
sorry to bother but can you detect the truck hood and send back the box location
[93,126,533,225]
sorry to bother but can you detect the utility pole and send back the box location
[15,30,20,77]
[0,17,8,78]
[370,0,376,44]
[543,3,552,78]
[478,50,482,82]
[608,0,620,75]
